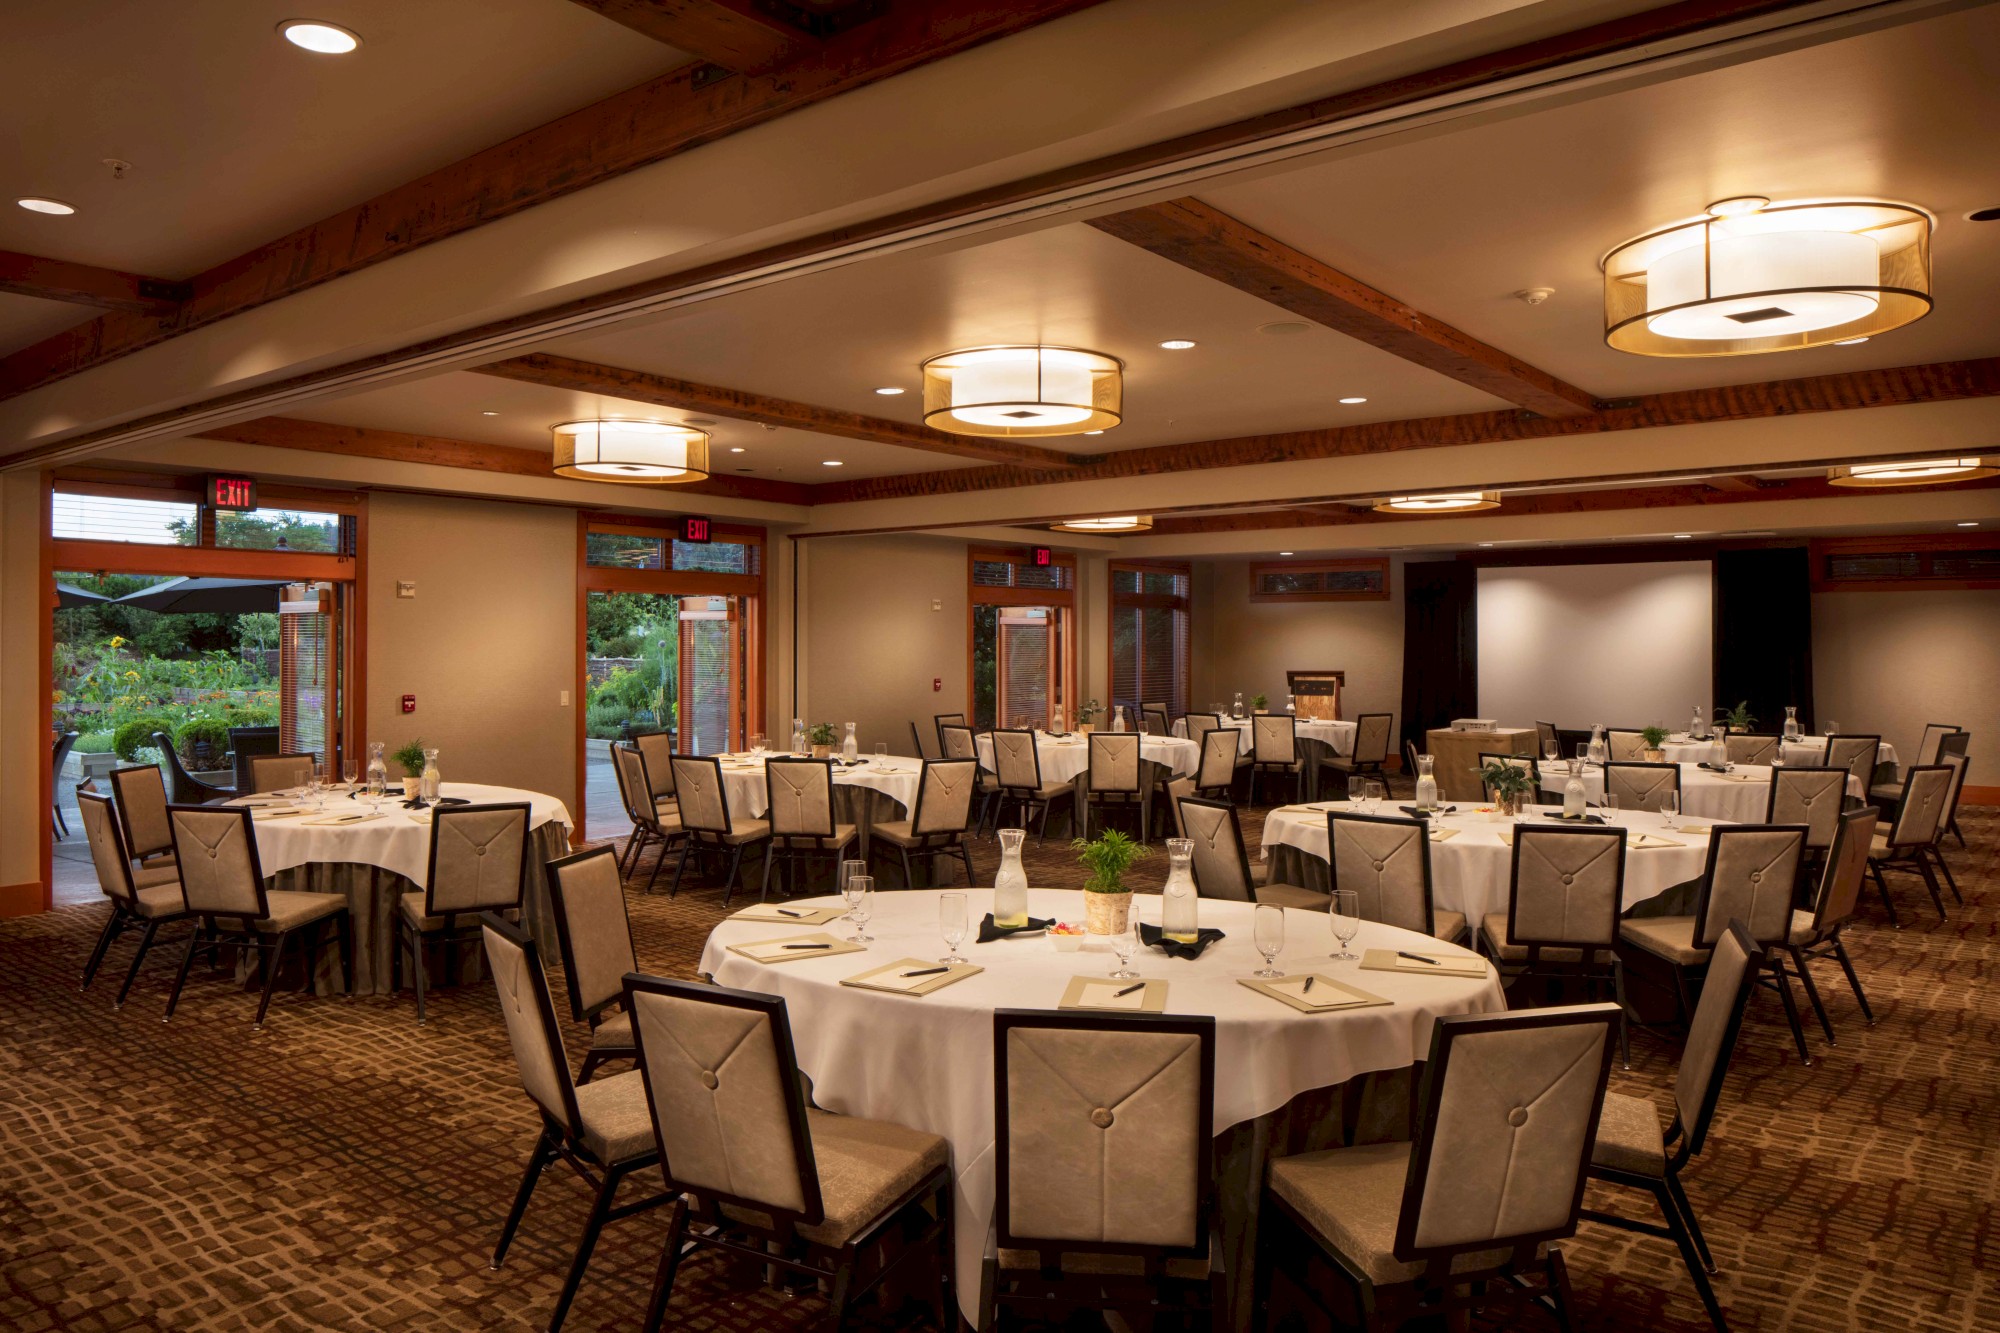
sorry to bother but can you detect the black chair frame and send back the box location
[76,787,196,1009]
[152,730,235,803]
[760,757,854,901]
[393,802,533,1026]
[547,844,639,1083]
[1499,824,1632,1069]
[867,759,980,891]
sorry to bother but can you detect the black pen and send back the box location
[1302,976,1315,993]
[1397,951,1439,966]
[1114,982,1145,997]
[901,966,950,977]
[777,908,807,918]
[782,943,831,951]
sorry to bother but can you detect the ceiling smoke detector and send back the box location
[1515,287,1555,306]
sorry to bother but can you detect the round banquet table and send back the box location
[973,731,1199,834]
[242,781,573,994]
[1658,734,1898,768]
[1535,762,1863,823]
[699,887,1503,1328]
[1259,800,1716,929]
[712,752,919,855]
[1172,716,1356,798]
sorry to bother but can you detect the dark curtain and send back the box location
[1400,561,1478,756]
[1713,547,1814,732]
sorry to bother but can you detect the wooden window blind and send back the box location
[1110,562,1190,716]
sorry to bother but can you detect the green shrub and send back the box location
[173,717,235,767]
[112,715,175,761]
[75,730,115,753]
[584,701,627,739]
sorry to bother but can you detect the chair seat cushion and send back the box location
[133,884,188,918]
[574,1069,657,1165]
[399,892,519,933]
[1007,782,1074,801]
[590,1010,634,1051]
[871,820,963,848]
[774,824,858,850]
[1256,882,1327,911]
[138,853,179,869]
[1787,909,1818,946]
[1478,914,1616,966]
[653,796,679,818]
[1617,916,1711,966]
[1867,781,1903,802]
[691,818,769,846]
[997,1243,1210,1281]
[795,1109,949,1247]
[1432,910,1468,945]
[1268,1141,1519,1286]
[1592,1090,1666,1177]
[132,863,181,890]
[252,890,348,933]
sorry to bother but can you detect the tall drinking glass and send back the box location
[1660,791,1679,831]
[842,874,875,944]
[938,892,968,964]
[1330,889,1361,962]
[1253,904,1285,978]
[1109,908,1141,980]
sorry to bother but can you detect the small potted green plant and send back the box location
[1249,692,1269,713]
[1478,759,1535,817]
[1722,701,1756,732]
[391,738,428,797]
[1073,829,1149,935]
[1075,699,1104,734]
[1640,725,1669,763]
[806,722,837,759]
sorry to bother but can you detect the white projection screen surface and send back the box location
[1476,561,1713,731]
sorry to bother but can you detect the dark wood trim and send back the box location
[473,354,1084,470]
[48,540,355,581]
[565,0,822,72]
[1247,557,1390,602]
[1088,199,1596,418]
[1808,531,2000,593]
[1704,475,1763,493]
[37,471,54,913]
[0,248,189,314]
[1108,559,1192,717]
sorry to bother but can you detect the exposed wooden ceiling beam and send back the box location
[565,0,822,72]
[0,0,1108,402]
[811,358,2000,505]
[0,249,189,314]
[192,416,811,505]
[472,352,1086,470]
[1087,198,1598,419]
[1704,474,1763,493]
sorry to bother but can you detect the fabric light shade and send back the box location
[1826,457,1994,487]
[1374,492,1500,514]
[551,420,710,483]
[921,345,1121,438]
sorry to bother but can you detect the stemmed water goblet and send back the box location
[1330,889,1361,962]
[938,891,968,964]
[1253,904,1285,978]
[1109,902,1142,981]
[1660,791,1680,831]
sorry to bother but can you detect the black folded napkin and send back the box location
[978,913,1053,942]
[1139,922,1227,960]
[1697,762,1733,773]
[401,795,471,810]
[1544,811,1608,825]
[1398,805,1457,819]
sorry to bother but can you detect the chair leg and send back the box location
[1789,946,1837,1044]
[252,931,290,1030]
[490,1129,557,1269]
[547,1166,623,1333]
[822,1259,856,1332]
[958,841,976,889]
[81,909,126,991]
[1767,960,1811,1066]
[1611,959,1632,1070]
[1831,935,1874,1023]
[760,844,776,902]
[1913,856,1948,920]
[1545,1247,1578,1333]
[900,847,916,892]
[1653,1181,1728,1330]
[669,841,692,898]
[409,923,431,1026]
[113,918,162,1009]
[55,805,70,838]
[338,914,354,996]
[1665,1169,1718,1276]
[640,1200,691,1333]
[163,925,204,1021]
[644,836,670,894]
[1869,862,1900,928]
[1929,846,1962,903]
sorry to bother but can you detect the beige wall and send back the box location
[0,473,43,906]
[1813,588,2000,787]
[365,493,578,812]
[1193,557,1407,726]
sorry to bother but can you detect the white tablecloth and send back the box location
[974,732,1200,783]
[1659,735,1897,768]
[237,782,572,887]
[1259,801,1714,927]
[699,887,1503,1323]
[1172,716,1356,756]
[1536,762,1863,823]
[714,753,920,821]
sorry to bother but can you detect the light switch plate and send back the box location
[931,598,941,611]
[396,580,416,599]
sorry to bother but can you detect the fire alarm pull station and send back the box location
[401,695,416,714]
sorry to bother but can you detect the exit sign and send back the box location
[679,515,711,544]
[1031,546,1053,566]
[206,474,258,511]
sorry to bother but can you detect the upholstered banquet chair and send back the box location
[1261,1005,1619,1331]
[613,743,683,891]
[1606,728,1648,761]
[624,973,952,1333]
[668,755,770,904]
[244,752,316,793]
[1327,811,1466,944]
[547,845,639,1083]
[1178,796,1322,911]
[1825,733,1881,794]
[395,802,531,1025]
[869,757,979,889]
[985,1009,1224,1331]
[1779,808,1878,1046]
[152,730,234,803]
[1143,703,1172,737]
[1192,726,1246,802]
[1584,922,1764,1332]
[1481,825,1630,1068]
[163,804,349,1029]
[990,728,1073,844]
[1866,762,1954,926]
[76,785,191,1007]
[907,720,931,761]
[1084,732,1146,839]
[933,712,967,753]
[1926,750,1971,904]
[108,762,178,868]
[1937,731,1970,847]
[1183,712,1225,741]
[1248,714,1302,805]
[1723,732,1780,767]
[1318,712,1392,791]
[761,757,858,901]
[632,729,679,820]
[1766,766,1847,857]
[1868,722,1960,804]
[1605,761,1680,813]
[1162,777,1196,837]
[480,919,671,1333]
[939,723,1002,835]
[1478,751,1538,799]
[51,730,79,837]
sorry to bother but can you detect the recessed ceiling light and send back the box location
[1259,321,1310,336]
[1833,336,1870,346]
[480,410,500,417]
[16,197,74,215]
[1338,396,1368,405]
[729,446,746,454]
[1159,339,1197,350]
[1477,542,1495,548]
[822,460,844,467]
[279,19,361,53]
[873,386,904,396]
[1966,207,2000,223]
[1673,533,1693,539]
[1278,551,1294,556]
[1957,521,1979,527]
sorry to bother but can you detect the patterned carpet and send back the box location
[2,799,1996,1332]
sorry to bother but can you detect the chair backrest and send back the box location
[547,846,637,1023]
[1252,714,1296,765]
[1885,764,1953,848]
[481,917,584,1140]
[1352,712,1393,764]
[1808,807,1879,939]
[1142,705,1171,737]
[167,805,270,919]
[109,763,174,860]
[245,752,316,793]
[908,720,931,761]
[633,731,677,799]
[1605,729,1647,761]
[1088,733,1143,795]
[1184,712,1224,740]
[1937,751,1970,835]
[1177,798,1255,901]
[993,1010,1215,1256]
[940,724,978,762]
[1163,777,1195,836]
[1826,734,1880,787]
[1478,752,1538,799]
[1195,727,1240,789]
[1937,730,1969,761]
[1327,812,1433,935]
[1506,826,1625,950]
[425,803,531,916]
[1672,921,1764,1156]
[1766,766,1846,849]
[765,758,837,838]
[934,713,966,752]
[670,755,733,835]
[1604,762,1679,812]
[1394,1005,1617,1266]
[625,974,823,1226]
[76,788,140,905]
[1724,733,1779,766]
[909,758,979,837]
[1916,722,1960,766]
[1692,824,1806,948]
[228,725,281,794]
[1535,720,1560,757]
[610,744,651,825]
[990,729,1044,791]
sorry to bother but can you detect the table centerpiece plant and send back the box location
[1075,699,1103,734]
[391,738,428,796]
[806,722,837,759]
[1250,692,1269,712]
[1479,759,1536,818]
[1721,701,1757,732]
[1073,829,1148,935]
[1640,725,1669,763]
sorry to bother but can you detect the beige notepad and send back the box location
[727,933,866,964]
[1059,976,1168,1013]
[1359,948,1488,979]
[1627,833,1687,849]
[731,903,848,925]
[1428,827,1460,842]
[841,958,982,996]
[303,811,381,827]
[234,797,293,808]
[1239,974,1391,1013]
[250,807,311,821]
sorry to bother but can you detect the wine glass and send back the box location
[1330,889,1361,962]
[938,891,968,964]
[1346,775,1366,806]
[1602,792,1619,822]
[1574,742,1590,768]
[1109,905,1141,981]
[1253,904,1285,978]
[875,743,889,765]
[842,873,875,944]
[1368,778,1387,812]
[1660,791,1679,831]
[750,734,767,756]
[1824,720,1838,738]
[305,765,325,810]
[1543,740,1560,764]
[342,760,358,793]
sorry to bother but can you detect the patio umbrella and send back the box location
[112,577,292,614]
[56,583,111,608]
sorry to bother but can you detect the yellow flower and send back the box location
[124,670,141,680]
[108,636,127,648]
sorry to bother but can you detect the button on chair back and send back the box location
[1252,714,1297,765]
[1088,732,1142,795]
[939,724,978,762]
[1351,713,1393,766]
[1195,727,1240,792]
[670,755,735,836]
[1767,767,1846,850]
[1605,762,1680,813]
[765,758,837,839]
[990,729,1044,792]
[1605,729,1647,761]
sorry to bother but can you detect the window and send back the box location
[214,507,342,553]
[1248,558,1389,602]
[1811,534,2000,591]
[969,549,1077,730]
[52,492,198,546]
[585,529,762,574]
[1111,562,1189,718]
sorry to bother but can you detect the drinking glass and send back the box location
[875,743,889,764]
[938,891,968,964]
[1602,792,1619,821]
[1109,907,1141,980]
[1368,778,1387,812]
[305,766,325,810]
[1253,904,1285,978]
[1347,775,1367,805]
[342,761,358,792]
[842,873,875,944]
[1824,720,1838,737]
[1660,791,1679,830]
[1330,889,1361,962]
[1543,741,1560,764]
[1574,742,1589,767]
[750,734,767,755]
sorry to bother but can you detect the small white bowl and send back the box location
[1050,932,1084,953]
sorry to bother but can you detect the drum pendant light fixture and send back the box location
[1827,457,1994,487]
[1373,492,1500,514]
[1051,515,1153,533]
[551,420,710,483]
[921,345,1122,437]
[1601,196,1933,357]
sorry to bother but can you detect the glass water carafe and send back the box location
[1563,761,1588,819]
[420,748,441,803]
[992,828,1029,928]
[1587,723,1607,765]
[1162,838,1199,943]
[365,741,388,799]
[1413,754,1438,811]
[790,717,805,755]
[1690,705,1705,740]
[1783,706,1801,742]
[1232,692,1245,719]
[841,722,858,761]
[1111,705,1126,732]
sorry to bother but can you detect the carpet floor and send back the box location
[2,798,1995,1332]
